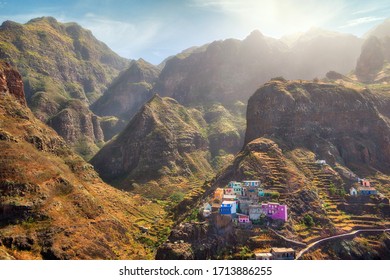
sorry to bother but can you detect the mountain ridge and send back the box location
[0,16,129,159]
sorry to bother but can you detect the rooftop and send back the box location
[223,195,237,199]
[255,252,273,257]
[271,247,295,253]
[221,201,236,205]
[357,186,376,191]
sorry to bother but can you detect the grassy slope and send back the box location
[0,17,129,159]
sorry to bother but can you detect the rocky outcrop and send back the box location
[0,61,26,105]
[92,59,160,122]
[90,95,212,185]
[245,80,390,173]
[156,221,235,260]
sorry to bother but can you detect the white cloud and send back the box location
[339,16,385,28]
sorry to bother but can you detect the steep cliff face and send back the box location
[90,95,213,197]
[0,63,167,260]
[92,59,160,123]
[245,80,390,173]
[0,61,26,106]
[0,17,129,158]
[355,36,390,83]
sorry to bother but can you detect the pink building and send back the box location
[238,214,250,223]
[358,178,371,187]
[224,188,235,195]
[362,180,371,187]
[261,203,288,222]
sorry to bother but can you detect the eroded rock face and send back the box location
[245,80,390,173]
[355,36,388,83]
[0,61,26,106]
[90,95,212,183]
[156,221,235,260]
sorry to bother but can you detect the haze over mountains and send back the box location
[1,16,390,260]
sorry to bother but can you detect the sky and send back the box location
[0,0,389,64]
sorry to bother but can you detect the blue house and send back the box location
[358,187,377,196]
[219,201,237,215]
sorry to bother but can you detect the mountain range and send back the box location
[1,16,390,259]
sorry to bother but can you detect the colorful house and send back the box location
[349,187,357,196]
[203,203,212,211]
[214,188,224,201]
[228,181,244,196]
[358,178,371,187]
[261,202,288,222]
[224,187,235,195]
[243,180,261,187]
[238,214,250,224]
[249,205,263,220]
[223,194,237,201]
[258,188,265,197]
[270,248,295,260]
[219,201,237,215]
[358,186,377,196]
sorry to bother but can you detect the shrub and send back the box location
[303,214,315,227]
[270,191,280,200]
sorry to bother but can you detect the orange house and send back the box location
[214,188,224,201]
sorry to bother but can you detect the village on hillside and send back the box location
[200,160,382,260]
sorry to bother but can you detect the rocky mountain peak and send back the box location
[245,80,390,172]
[244,29,265,42]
